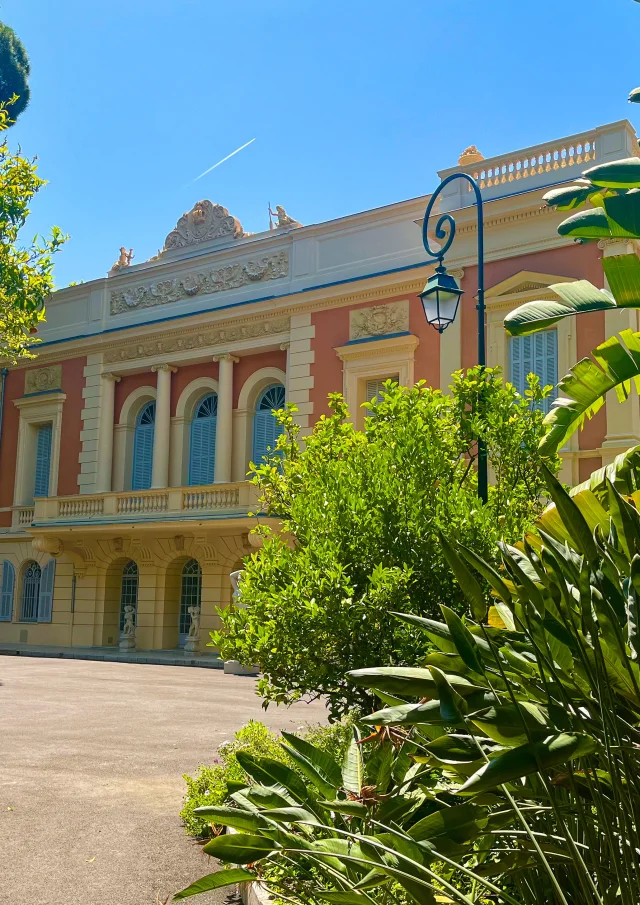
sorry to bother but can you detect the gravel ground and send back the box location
[0,657,327,905]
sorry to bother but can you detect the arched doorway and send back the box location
[179,558,202,648]
[252,384,285,465]
[189,393,218,485]
[119,560,139,634]
[132,402,155,490]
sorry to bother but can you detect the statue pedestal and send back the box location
[184,638,200,655]
[119,636,135,652]
[223,660,259,677]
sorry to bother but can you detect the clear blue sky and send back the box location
[4,0,640,288]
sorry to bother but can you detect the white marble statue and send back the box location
[187,604,201,639]
[122,603,135,636]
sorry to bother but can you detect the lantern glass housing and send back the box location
[419,265,464,333]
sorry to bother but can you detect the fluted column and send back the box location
[213,353,238,483]
[96,373,120,492]
[151,364,176,488]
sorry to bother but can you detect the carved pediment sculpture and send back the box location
[164,201,245,251]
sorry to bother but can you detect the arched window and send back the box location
[189,393,218,486]
[119,560,139,632]
[20,561,41,622]
[132,402,155,490]
[179,558,202,647]
[252,384,285,466]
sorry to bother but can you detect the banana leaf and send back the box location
[538,328,640,455]
[583,157,640,189]
[503,279,616,337]
[174,868,258,900]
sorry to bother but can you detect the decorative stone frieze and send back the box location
[24,364,62,394]
[163,201,245,251]
[104,316,290,364]
[109,250,289,315]
[349,300,409,341]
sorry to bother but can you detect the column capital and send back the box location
[280,342,291,351]
[151,363,178,374]
[101,372,121,383]
[213,353,240,364]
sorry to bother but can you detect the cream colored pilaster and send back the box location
[600,241,640,463]
[151,364,176,489]
[213,354,238,483]
[287,313,315,432]
[78,353,105,494]
[96,373,120,492]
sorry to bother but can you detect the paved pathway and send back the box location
[0,658,326,905]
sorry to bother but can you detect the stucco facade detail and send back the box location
[1,120,638,653]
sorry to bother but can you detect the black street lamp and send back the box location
[420,172,488,504]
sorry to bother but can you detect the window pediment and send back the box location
[485,271,577,311]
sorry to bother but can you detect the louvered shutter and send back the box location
[366,375,399,403]
[252,411,275,465]
[509,329,558,413]
[34,423,52,498]
[132,423,154,490]
[37,559,55,623]
[189,416,216,485]
[0,561,14,621]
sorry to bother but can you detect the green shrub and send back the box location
[181,716,356,837]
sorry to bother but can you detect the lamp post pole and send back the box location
[420,173,488,504]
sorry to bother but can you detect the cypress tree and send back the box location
[0,22,30,123]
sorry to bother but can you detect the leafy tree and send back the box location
[0,141,66,361]
[179,451,640,905]
[0,23,30,123]
[213,369,559,718]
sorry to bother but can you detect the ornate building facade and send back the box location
[1,120,639,653]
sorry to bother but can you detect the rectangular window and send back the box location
[509,330,558,413]
[34,423,53,498]
[365,375,399,404]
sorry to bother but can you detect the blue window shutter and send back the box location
[252,385,285,465]
[37,559,55,623]
[509,329,558,413]
[132,403,155,490]
[189,395,217,485]
[34,423,52,498]
[0,561,14,621]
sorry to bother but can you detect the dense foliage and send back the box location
[213,369,559,717]
[0,141,66,360]
[181,718,357,838]
[177,450,640,905]
[0,22,29,123]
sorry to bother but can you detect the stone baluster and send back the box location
[151,364,176,489]
[213,353,239,483]
[96,373,121,493]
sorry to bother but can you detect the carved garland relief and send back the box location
[104,316,291,364]
[349,300,410,341]
[110,250,289,315]
[24,365,62,394]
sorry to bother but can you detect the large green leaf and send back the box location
[458,733,597,796]
[542,184,597,210]
[342,729,364,795]
[348,666,485,698]
[174,868,258,900]
[469,702,550,747]
[202,833,279,862]
[557,207,612,238]
[583,157,640,189]
[603,191,640,237]
[503,279,616,337]
[602,253,640,307]
[539,329,640,455]
[540,464,598,561]
[192,806,270,833]
[408,803,487,844]
[440,605,485,675]
[281,731,342,797]
[235,752,311,803]
[438,532,488,622]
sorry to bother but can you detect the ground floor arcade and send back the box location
[0,527,255,651]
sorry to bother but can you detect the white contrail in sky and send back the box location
[187,138,256,185]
